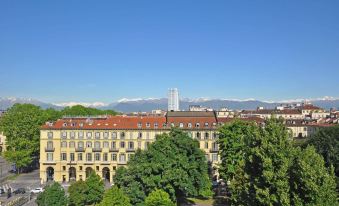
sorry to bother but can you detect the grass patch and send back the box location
[187,197,214,204]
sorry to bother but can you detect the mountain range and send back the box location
[1,97,339,113]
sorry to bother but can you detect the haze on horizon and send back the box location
[1,1,338,103]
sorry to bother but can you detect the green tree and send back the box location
[61,105,118,116]
[114,129,211,205]
[85,171,105,205]
[218,120,256,181]
[307,126,339,188]
[36,182,67,206]
[0,104,48,171]
[68,180,88,206]
[144,189,175,206]
[98,186,131,206]
[289,146,338,206]
[223,118,292,205]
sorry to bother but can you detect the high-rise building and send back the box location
[168,88,179,111]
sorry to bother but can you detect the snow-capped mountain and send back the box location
[0,97,338,112]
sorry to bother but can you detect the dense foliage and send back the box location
[114,129,211,205]
[307,126,339,188]
[68,180,88,206]
[144,189,176,206]
[218,119,338,206]
[85,172,105,205]
[98,186,131,206]
[0,103,117,170]
[36,182,67,206]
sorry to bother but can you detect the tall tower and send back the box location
[168,88,179,111]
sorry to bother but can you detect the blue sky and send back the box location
[0,0,338,103]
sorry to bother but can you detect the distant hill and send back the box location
[0,97,338,112]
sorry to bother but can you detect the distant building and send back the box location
[189,105,213,112]
[168,88,179,111]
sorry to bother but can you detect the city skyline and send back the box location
[1,1,339,102]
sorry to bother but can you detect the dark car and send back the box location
[13,188,25,194]
[0,188,5,195]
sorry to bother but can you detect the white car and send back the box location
[30,188,44,194]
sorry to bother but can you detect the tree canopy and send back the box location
[144,189,175,206]
[114,129,211,205]
[218,119,338,206]
[98,186,131,206]
[307,126,339,188]
[36,182,67,206]
[68,180,88,206]
[85,171,105,205]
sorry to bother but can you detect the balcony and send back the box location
[75,147,85,152]
[209,148,219,153]
[109,148,119,152]
[126,148,135,152]
[92,148,102,152]
[45,147,55,152]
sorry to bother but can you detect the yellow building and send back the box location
[40,112,223,183]
[0,132,6,154]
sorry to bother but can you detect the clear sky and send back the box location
[0,0,338,103]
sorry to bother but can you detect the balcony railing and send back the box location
[209,148,219,153]
[45,147,55,152]
[75,147,85,152]
[92,148,102,152]
[109,148,119,152]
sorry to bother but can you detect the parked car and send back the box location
[0,188,5,195]
[13,188,26,194]
[30,188,43,194]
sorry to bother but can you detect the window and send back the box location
[128,153,134,161]
[47,153,53,161]
[137,122,142,128]
[138,141,142,149]
[78,131,84,139]
[69,141,75,148]
[103,132,109,139]
[95,132,100,139]
[61,141,67,148]
[129,132,133,139]
[179,123,184,128]
[188,132,193,138]
[162,123,167,127]
[95,153,100,161]
[205,142,209,149]
[212,132,218,139]
[86,141,92,148]
[61,153,67,161]
[204,132,209,140]
[128,142,134,149]
[61,131,67,139]
[205,154,210,161]
[47,132,53,139]
[120,132,125,139]
[212,142,218,150]
[119,154,126,162]
[112,132,117,139]
[71,122,76,127]
[94,141,100,149]
[78,141,84,148]
[111,153,117,161]
[154,123,158,128]
[196,132,201,139]
[146,132,150,140]
[78,153,83,161]
[63,122,67,127]
[120,141,125,148]
[103,153,108,161]
[86,132,92,139]
[171,123,175,127]
[188,123,192,128]
[86,153,92,161]
[103,141,109,148]
[195,123,200,128]
[70,131,75,139]
[70,153,75,161]
[145,142,150,149]
[146,122,150,128]
[79,123,84,127]
[111,141,116,149]
[138,132,142,139]
[212,154,218,162]
[204,122,209,127]
[47,141,53,149]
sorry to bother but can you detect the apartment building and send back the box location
[40,111,225,184]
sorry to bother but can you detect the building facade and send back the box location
[40,112,224,184]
